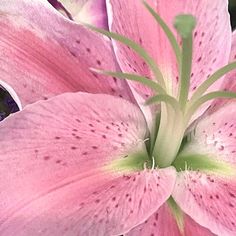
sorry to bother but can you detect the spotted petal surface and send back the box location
[0,92,176,235]
[0,0,133,107]
[172,102,236,235]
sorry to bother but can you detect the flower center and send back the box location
[87,1,236,170]
[150,15,197,167]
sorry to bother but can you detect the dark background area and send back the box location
[0,1,236,121]
[230,0,236,29]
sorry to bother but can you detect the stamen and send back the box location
[186,91,236,123]
[174,15,196,39]
[85,24,166,88]
[143,161,148,170]
[136,138,150,146]
[90,68,166,94]
[143,1,181,65]
[143,138,150,143]
[151,156,155,170]
[174,15,196,110]
[146,94,181,113]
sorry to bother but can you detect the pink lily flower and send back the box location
[0,0,236,235]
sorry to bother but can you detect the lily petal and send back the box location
[172,102,236,235]
[221,31,236,93]
[182,102,236,165]
[0,0,134,107]
[0,92,176,235]
[184,214,215,236]
[125,203,182,236]
[210,31,236,112]
[106,0,231,118]
[48,0,108,28]
[173,171,236,236]
[126,203,214,236]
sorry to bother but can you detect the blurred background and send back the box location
[230,0,236,28]
[0,1,236,121]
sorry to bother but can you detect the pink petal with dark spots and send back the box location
[126,203,182,236]
[0,0,134,107]
[184,102,236,164]
[184,214,215,236]
[173,102,236,235]
[173,171,236,236]
[0,92,176,235]
[126,203,214,236]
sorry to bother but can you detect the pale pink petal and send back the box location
[126,203,182,236]
[48,0,108,28]
[0,92,176,235]
[210,31,236,111]
[184,102,236,164]
[126,202,214,236]
[221,31,236,93]
[1,168,176,236]
[184,214,216,236]
[107,0,231,117]
[173,171,236,236]
[0,0,134,106]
